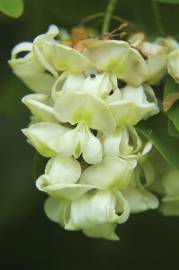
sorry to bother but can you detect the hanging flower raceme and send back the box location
[9,24,163,240]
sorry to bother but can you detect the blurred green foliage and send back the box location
[1,0,179,269]
[0,0,24,18]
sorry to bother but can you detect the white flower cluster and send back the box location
[9,25,169,240]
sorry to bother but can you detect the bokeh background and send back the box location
[1,0,179,269]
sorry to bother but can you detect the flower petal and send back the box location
[122,185,159,213]
[44,197,70,226]
[146,55,167,85]
[22,94,56,122]
[84,39,148,86]
[66,190,119,230]
[33,25,59,76]
[45,41,92,72]
[57,124,86,159]
[122,169,159,213]
[82,129,102,164]
[39,155,81,184]
[54,92,116,132]
[113,190,130,224]
[107,85,159,126]
[38,180,94,200]
[58,123,102,164]
[102,126,142,158]
[80,157,136,189]
[83,223,119,241]
[8,42,55,94]
[52,71,85,100]
[22,122,69,157]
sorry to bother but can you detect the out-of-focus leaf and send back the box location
[164,77,179,132]
[154,0,179,3]
[136,113,179,170]
[168,120,179,138]
[0,0,24,18]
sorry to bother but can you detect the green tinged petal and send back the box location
[146,55,167,85]
[9,25,60,93]
[83,223,119,241]
[44,42,92,72]
[44,197,70,227]
[39,181,94,200]
[84,39,148,86]
[80,157,136,189]
[54,92,116,132]
[122,164,159,213]
[107,85,159,126]
[22,122,69,157]
[9,42,55,94]
[33,25,59,77]
[22,94,56,122]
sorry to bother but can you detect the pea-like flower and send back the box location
[9,25,161,240]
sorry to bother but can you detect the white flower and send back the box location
[36,155,94,200]
[37,154,132,240]
[9,25,163,240]
[66,190,129,234]
[44,190,130,241]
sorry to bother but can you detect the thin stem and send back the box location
[81,12,137,31]
[81,12,104,24]
[151,0,165,36]
[102,0,118,34]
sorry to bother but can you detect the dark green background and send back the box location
[1,0,179,269]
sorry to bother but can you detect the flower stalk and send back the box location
[102,0,118,33]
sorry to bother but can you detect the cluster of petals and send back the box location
[9,25,165,240]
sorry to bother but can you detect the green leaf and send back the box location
[164,76,179,132]
[168,120,179,138]
[136,113,179,170]
[154,0,179,4]
[0,0,24,18]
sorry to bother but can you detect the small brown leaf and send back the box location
[163,93,179,112]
